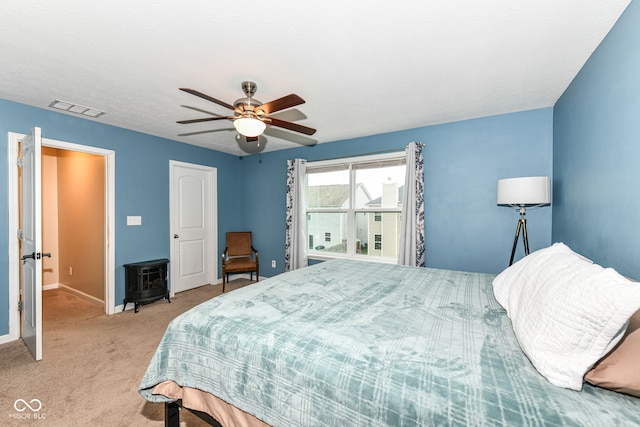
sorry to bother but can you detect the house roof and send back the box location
[0,1,631,156]
[307,183,371,208]
[308,185,350,208]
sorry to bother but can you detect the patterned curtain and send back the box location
[398,142,425,267]
[285,158,308,271]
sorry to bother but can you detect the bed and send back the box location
[139,247,640,426]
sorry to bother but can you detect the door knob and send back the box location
[174,234,179,239]
[21,252,35,261]
[21,252,35,264]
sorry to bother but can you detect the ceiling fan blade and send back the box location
[257,94,305,115]
[179,88,235,110]
[178,127,235,137]
[264,127,317,146]
[177,116,232,124]
[268,117,316,135]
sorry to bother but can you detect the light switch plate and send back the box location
[127,215,142,226]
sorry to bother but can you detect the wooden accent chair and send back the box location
[221,232,259,292]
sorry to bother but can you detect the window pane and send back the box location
[355,165,405,210]
[307,169,349,209]
[307,213,347,254]
[305,154,406,262]
[354,212,401,258]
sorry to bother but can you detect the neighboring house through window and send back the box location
[374,234,382,250]
[305,152,406,262]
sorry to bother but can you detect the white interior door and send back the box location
[170,161,217,293]
[20,127,43,361]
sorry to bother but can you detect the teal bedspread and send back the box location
[139,259,640,426]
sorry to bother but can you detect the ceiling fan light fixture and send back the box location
[234,117,266,137]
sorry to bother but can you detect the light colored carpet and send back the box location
[0,279,254,427]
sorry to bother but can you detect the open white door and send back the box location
[20,127,44,361]
[170,161,217,294]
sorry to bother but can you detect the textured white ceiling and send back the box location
[0,1,631,156]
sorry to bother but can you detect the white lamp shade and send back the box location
[497,176,551,205]
[234,117,266,137]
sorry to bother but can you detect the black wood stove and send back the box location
[123,258,170,312]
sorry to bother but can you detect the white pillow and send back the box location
[492,243,640,390]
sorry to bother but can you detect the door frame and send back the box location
[169,160,217,295]
[6,133,116,343]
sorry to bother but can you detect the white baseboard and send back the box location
[0,333,15,345]
[166,274,260,298]
[222,273,263,282]
[43,283,59,291]
[53,284,104,307]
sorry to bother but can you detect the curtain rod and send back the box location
[305,146,408,163]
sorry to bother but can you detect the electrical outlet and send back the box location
[271,260,276,268]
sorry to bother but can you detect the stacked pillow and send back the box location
[492,243,640,394]
[584,309,640,396]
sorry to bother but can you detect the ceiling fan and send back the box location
[177,81,316,141]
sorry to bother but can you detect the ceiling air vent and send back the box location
[49,100,105,118]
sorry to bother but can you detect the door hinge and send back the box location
[17,156,23,168]
[17,229,24,240]
[18,301,23,312]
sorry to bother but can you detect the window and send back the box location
[306,152,406,262]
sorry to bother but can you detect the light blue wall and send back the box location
[240,108,553,277]
[2,3,633,340]
[553,1,640,279]
[0,99,243,336]
[0,87,555,339]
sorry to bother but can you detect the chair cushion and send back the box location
[224,258,257,273]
